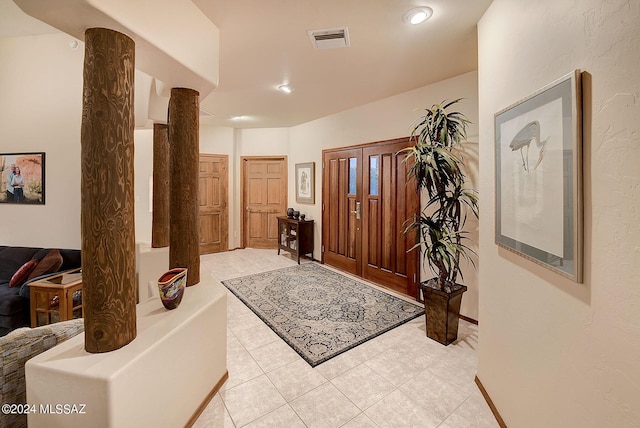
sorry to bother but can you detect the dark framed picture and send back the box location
[1,152,46,205]
[295,162,315,204]
[494,70,582,282]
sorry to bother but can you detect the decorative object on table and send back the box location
[0,152,45,204]
[404,99,479,345]
[157,268,187,310]
[222,263,423,367]
[293,210,300,219]
[494,70,583,283]
[287,207,294,218]
[295,162,315,203]
[299,214,306,221]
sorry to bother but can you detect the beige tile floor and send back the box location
[195,249,498,428]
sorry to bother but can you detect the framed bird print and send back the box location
[494,70,583,282]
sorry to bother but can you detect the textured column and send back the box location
[168,87,200,286]
[152,123,170,248]
[81,28,137,353]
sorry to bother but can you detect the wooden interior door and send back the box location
[242,157,287,248]
[322,138,419,298]
[198,154,229,254]
[362,140,419,297]
[322,148,362,276]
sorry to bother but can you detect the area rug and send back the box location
[222,263,424,367]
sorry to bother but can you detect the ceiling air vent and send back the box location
[308,27,350,49]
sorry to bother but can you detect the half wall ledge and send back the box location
[26,273,227,428]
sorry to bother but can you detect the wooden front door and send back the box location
[242,157,287,248]
[322,148,362,276]
[322,138,419,298]
[199,154,229,254]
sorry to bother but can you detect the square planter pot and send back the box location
[420,280,467,345]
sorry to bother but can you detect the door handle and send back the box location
[351,202,361,220]
[246,206,251,212]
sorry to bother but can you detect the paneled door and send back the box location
[322,138,419,298]
[199,154,229,254]
[322,148,362,276]
[242,157,287,248]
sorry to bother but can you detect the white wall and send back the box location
[290,71,480,319]
[0,33,83,249]
[133,129,153,243]
[477,1,640,426]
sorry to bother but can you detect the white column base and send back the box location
[26,274,227,428]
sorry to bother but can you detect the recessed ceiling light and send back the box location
[278,84,293,94]
[402,7,433,25]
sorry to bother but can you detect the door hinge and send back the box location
[321,245,325,253]
[322,161,325,169]
[414,273,417,283]
[322,203,324,211]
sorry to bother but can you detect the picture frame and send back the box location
[494,70,582,282]
[295,162,315,204]
[1,152,46,205]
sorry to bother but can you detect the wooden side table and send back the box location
[277,216,314,263]
[29,269,84,327]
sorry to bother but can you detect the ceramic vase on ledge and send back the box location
[157,268,187,310]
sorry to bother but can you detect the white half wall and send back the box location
[0,33,83,249]
[477,0,640,426]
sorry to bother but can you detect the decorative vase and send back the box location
[287,208,294,218]
[157,268,188,310]
[299,214,306,221]
[293,210,300,219]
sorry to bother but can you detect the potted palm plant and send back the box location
[404,99,479,345]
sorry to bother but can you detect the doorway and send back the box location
[241,156,288,248]
[322,138,419,298]
[199,154,229,254]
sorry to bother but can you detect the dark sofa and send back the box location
[0,246,81,336]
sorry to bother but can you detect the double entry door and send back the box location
[322,138,419,298]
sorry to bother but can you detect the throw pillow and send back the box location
[9,259,39,287]
[27,249,63,281]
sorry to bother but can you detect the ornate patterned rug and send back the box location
[222,263,424,367]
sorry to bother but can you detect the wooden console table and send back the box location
[30,269,84,327]
[277,216,314,264]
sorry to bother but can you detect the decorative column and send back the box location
[168,88,200,286]
[81,28,137,353]
[152,123,170,248]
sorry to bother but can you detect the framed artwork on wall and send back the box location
[0,152,46,205]
[295,162,315,204]
[494,70,583,282]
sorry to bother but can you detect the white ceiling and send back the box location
[0,0,493,129]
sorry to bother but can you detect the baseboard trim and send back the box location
[185,370,229,427]
[475,375,507,428]
[459,314,479,325]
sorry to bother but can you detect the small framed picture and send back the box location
[1,152,46,205]
[295,162,315,204]
[494,70,582,282]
